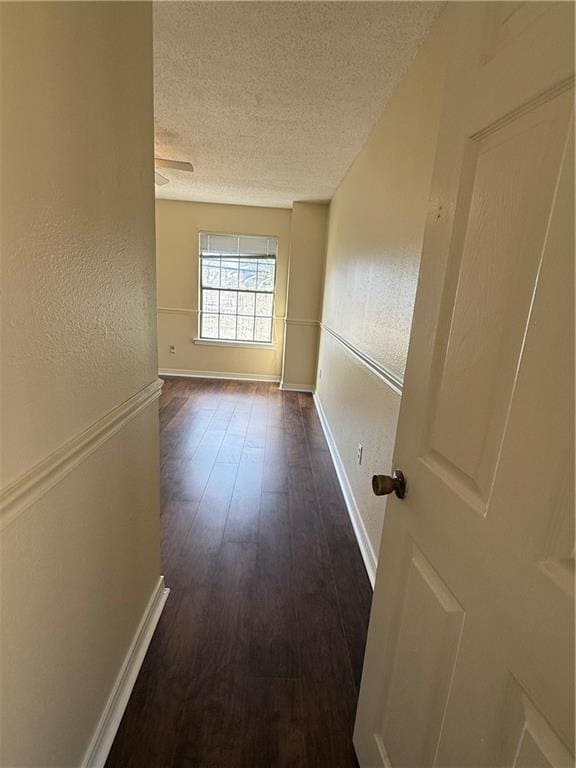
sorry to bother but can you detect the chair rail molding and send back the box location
[157,306,198,315]
[319,322,403,396]
[0,378,164,530]
[284,318,320,327]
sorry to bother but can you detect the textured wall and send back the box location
[316,8,451,560]
[0,2,158,487]
[282,202,328,389]
[0,3,160,765]
[156,199,291,378]
[316,331,400,568]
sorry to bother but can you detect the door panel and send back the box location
[498,680,575,768]
[426,92,571,510]
[354,4,574,767]
[379,547,464,768]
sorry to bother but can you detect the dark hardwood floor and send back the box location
[106,377,373,768]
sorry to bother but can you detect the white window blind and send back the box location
[199,232,278,343]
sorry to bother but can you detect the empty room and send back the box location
[0,2,574,767]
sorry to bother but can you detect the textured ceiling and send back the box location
[154,1,442,208]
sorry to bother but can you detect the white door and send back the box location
[354,4,574,767]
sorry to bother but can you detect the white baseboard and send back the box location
[82,576,170,768]
[279,382,315,392]
[313,393,376,588]
[159,368,280,383]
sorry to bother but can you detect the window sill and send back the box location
[193,337,277,350]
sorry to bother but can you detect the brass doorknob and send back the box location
[372,470,406,499]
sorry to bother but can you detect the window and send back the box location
[199,232,277,344]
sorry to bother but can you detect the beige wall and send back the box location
[316,8,452,573]
[156,199,292,379]
[282,202,328,390]
[0,3,161,765]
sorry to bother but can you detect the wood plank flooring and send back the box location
[106,378,373,768]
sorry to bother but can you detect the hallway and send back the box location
[106,378,373,768]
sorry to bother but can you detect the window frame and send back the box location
[196,231,278,347]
